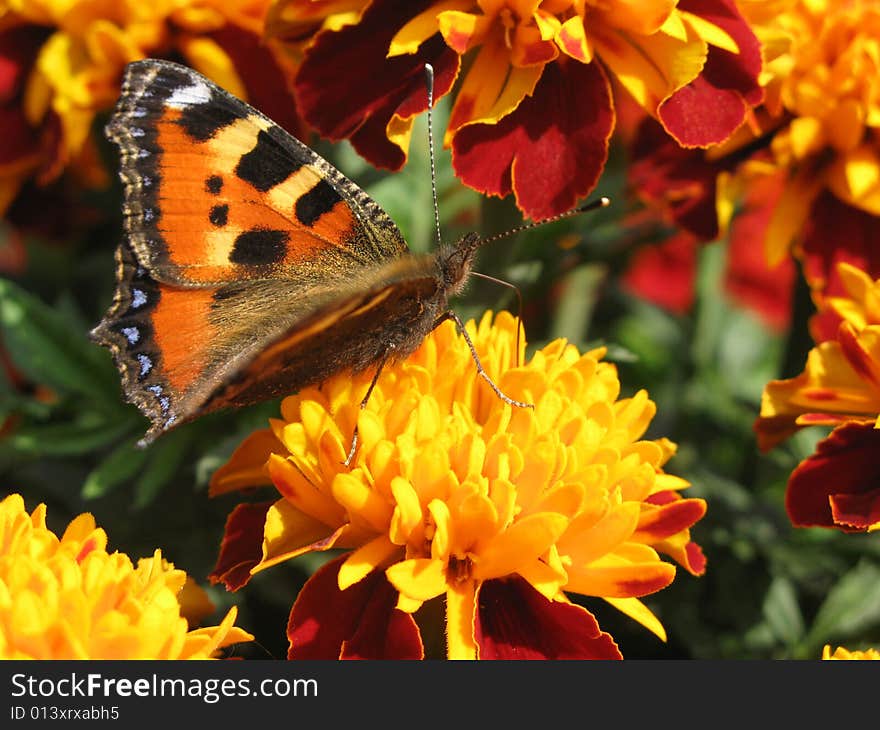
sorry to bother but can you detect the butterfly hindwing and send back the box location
[105,59,409,286]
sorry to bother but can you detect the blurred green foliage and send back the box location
[2,101,879,660]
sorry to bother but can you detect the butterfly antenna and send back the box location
[479,196,611,247]
[424,63,443,248]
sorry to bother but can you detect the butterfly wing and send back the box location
[92,240,442,442]
[93,60,436,441]
[106,59,408,285]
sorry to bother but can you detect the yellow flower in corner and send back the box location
[823,645,880,660]
[0,493,252,659]
[0,0,300,217]
[211,312,706,659]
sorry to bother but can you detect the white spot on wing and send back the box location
[137,354,152,376]
[165,79,212,109]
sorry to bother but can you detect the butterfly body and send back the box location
[91,59,481,444]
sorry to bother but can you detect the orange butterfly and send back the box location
[92,60,551,455]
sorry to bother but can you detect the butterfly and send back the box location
[91,59,539,454]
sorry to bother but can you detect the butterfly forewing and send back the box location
[94,60,447,440]
[105,59,409,286]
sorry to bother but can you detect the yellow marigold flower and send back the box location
[0,493,252,659]
[757,262,880,449]
[0,0,300,217]
[823,645,880,660]
[210,312,706,659]
[756,262,880,532]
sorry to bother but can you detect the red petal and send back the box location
[294,0,458,170]
[629,116,727,241]
[830,489,880,531]
[622,229,698,314]
[0,25,48,103]
[209,501,274,591]
[724,178,795,331]
[0,105,39,165]
[451,59,613,220]
[475,576,622,659]
[659,0,763,146]
[683,541,707,575]
[287,555,423,659]
[786,422,880,532]
[801,192,880,342]
[209,24,306,139]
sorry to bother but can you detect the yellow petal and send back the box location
[679,10,739,53]
[338,535,400,590]
[592,23,706,112]
[560,502,640,564]
[604,597,667,641]
[389,477,423,545]
[331,472,393,532]
[389,0,472,56]
[788,116,826,159]
[446,581,478,659]
[209,428,278,496]
[437,10,492,54]
[255,499,340,573]
[386,558,448,601]
[825,98,865,153]
[445,37,542,138]
[473,512,569,580]
[556,16,593,62]
[764,171,822,266]
[828,145,880,215]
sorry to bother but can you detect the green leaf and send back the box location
[0,277,111,401]
[0,418,131,457]
[762,577,804,647]
[134,431,193,508]
[803,561,880,653]
[550,264,606,344]
[82,438,150,499]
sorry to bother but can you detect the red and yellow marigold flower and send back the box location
[756,262,880,532]
[629,0,880,315]
[822,645,880,660]
[0,0,301,219]
[0,493,252,659]
[210,312,706,659]
[268,0,762,221]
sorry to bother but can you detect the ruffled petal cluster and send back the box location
[0,0,301,219]
[0,493,252,658]
[270,0,761,220]
[756,262,880,532]
[629,0,880,314]
[211,312,705,659]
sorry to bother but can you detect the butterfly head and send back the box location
[439,231,482,297]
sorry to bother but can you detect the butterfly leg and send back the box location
[434,311,534,409]
[344,344,395,467]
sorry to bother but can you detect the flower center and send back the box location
[447,554,474,585]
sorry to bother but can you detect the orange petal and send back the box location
[255,499,343,573]
[473,512,569,580]
[566,554,676,598]
[208,428,280,496]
